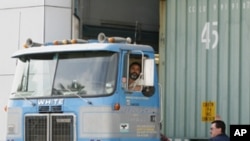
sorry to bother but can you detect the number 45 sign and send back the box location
[201,21,219,49]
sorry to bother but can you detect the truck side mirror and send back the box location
[143,59,154,86]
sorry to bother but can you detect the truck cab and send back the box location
[6,33,160,141]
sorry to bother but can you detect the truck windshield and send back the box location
[11,51,118,98]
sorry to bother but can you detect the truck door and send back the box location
[118,50,160,140]
[121,50,156,106]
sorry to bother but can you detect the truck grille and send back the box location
[25,114,74,141]
[25,115,47,141]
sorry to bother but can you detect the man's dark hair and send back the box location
[129,62,141,70]
[211,120,226,133]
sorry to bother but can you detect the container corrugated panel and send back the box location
[160,0,250,140]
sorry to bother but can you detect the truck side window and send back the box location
[123,53,143,92]
[122,53,155,97]
[128,61,142,91]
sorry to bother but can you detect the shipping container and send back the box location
[159,0,250,140]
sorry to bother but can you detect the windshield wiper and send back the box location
[70,92,92,105]
[11,92,36,106]
[58,83,92,105]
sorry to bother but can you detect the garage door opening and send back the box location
[73,0,159,53]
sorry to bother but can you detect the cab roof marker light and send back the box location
[53,40,63,45]
[53,39,72,45]
[23,38,89,48]
[23,43,29,48]
[62,39,70,44]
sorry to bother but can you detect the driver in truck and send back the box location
[128,62,142,91]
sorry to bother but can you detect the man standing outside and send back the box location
[209,120,230,141]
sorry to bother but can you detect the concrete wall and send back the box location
[0,0,72,140]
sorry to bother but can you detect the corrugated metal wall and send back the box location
[160,0,250,140]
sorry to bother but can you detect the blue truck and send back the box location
[6,33,161,141]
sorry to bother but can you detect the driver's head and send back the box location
[129,62,141,80]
